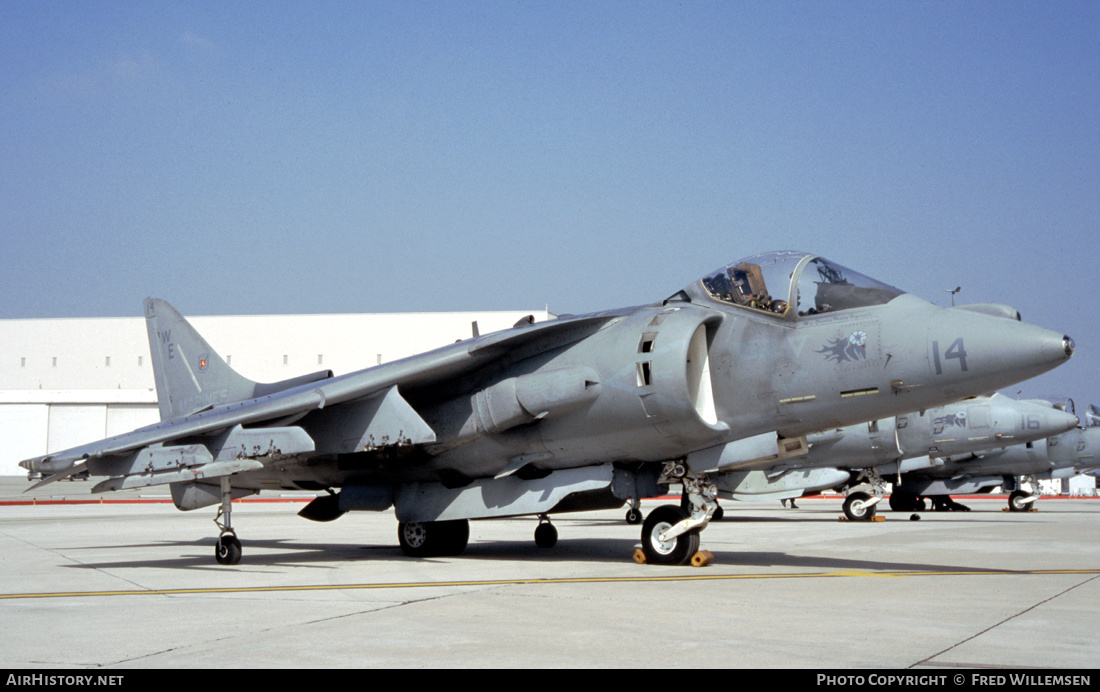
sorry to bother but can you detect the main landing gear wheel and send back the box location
[843,492,877,521]
[888,493,906,512]
[398,519,470,557]
[888,490,925,512]
[640,505,700,566]
[215,534,242,565]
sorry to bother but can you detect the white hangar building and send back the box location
[0,308,552,476]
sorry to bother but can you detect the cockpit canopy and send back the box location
[697,251,904,318]
[1048,397,1076,416]
[1086,404,1099,428]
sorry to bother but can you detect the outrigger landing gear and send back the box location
[534,514,558,548]
[639,461,717,566]
[214,477,242,565]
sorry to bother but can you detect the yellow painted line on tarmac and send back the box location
[3,568,1099,601]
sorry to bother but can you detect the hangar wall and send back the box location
[0,309,552,476]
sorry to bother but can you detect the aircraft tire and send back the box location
[640,505,699,566]
[215,535,242,565]
[398,519,470,557]
[889,491,916,512]
[534,522,558,549]
[1008,491,1031,512]
[843,492,876,521]
[625,507,643,525]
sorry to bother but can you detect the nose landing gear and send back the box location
[638,461,718,566]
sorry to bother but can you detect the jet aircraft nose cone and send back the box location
[1051,407,1082,435]
[923,309,1075,399]
[1022,327,1076,371]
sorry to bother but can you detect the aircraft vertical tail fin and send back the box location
[144,298,258,420]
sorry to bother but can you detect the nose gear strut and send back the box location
[637,460,717,566]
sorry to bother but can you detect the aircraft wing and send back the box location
[22,305,623,485]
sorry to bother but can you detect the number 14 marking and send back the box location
[932,338,968,374]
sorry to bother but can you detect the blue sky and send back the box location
[1,1,1097,404]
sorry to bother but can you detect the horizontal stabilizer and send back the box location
[27,463,89,491]
[254,369,334,398]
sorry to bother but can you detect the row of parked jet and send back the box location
[21,251,1084,566]
[703,394,1098,520]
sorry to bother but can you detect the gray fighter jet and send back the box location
[19,251,1075,565]
[1082,405,1100,478]
[709,394,1080,520]
[889,399,1099,512]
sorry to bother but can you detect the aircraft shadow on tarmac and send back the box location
[48,499,1085,572]
[54,534,1001,575]
[702,508,1086,524]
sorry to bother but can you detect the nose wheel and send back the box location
[1008,490,1037,512]
[640,505,700,565]
[842,491,878,521]
[843,473,886,521]
[637,462,717,566]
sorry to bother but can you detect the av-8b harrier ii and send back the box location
[889,399,1100,512]
[705,393,1080,520]
[20,251,1075,565]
